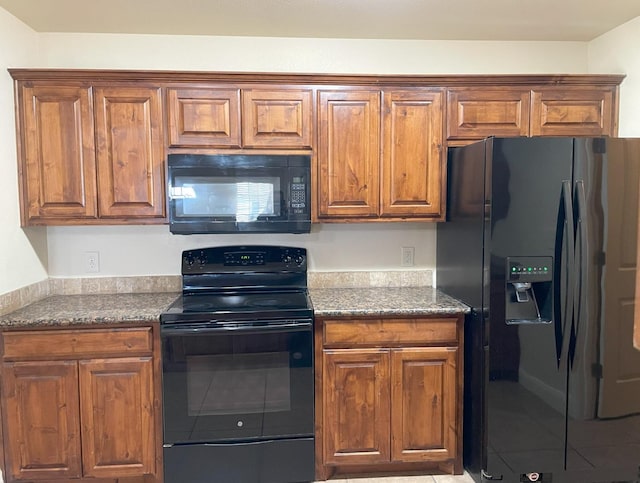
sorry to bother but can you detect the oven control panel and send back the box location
[182,245,307,273]
[224,251,266,266]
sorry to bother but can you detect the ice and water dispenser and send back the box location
[506,256,553,324]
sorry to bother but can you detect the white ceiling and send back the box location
[0,0,639,41]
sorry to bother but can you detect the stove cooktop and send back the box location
[160,290,313,324]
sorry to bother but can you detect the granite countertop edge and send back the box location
[0,287,469,328]
[309,287,470,317]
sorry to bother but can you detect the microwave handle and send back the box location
[161,320,312,336]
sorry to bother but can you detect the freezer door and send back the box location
[566,137,640,480]
[486,137,575,481]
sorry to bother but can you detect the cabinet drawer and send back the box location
[323,318,458,348]
[2,327,153,361]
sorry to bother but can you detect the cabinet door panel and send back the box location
[242,88,313,148]
[391,348,458,462]
[447,88,530,139]
[2,360,81,480]
[318,90,380,217]
[167,87,241,147]
[79,357,155,478]
[94,87,165,219]
[381,90,444,217]
[20,84,97,222]
[323,349,390,465]
[531,88,616,136]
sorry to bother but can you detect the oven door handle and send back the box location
[161,320,312,336]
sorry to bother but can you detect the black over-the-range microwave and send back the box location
[167,154,311,234]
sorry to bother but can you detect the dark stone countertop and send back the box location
[0,287,468,328]
[309,286,469,317]
[0,292,180,328]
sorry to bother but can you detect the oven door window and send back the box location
[162,326,313,444]
[170,174,284,221]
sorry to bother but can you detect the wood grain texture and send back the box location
[0,325,161,482]
[323,349,390,465]
[11,71,623,227]
[315,315,464,479]
[2,360,82,480]
[2,327,153,361]
[391,348,458,463]
[531,87,616,136]
[19,83,97,223]
[381,89,444,218]
[94,86,165,219]
[323,318,458,348]
[318,89,381,218]
[79,358,155,478]
[242,88,313,148]
[447,87,530,139]
[166,87,241,148]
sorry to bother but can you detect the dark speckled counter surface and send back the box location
[0,293,180,327]
[0,287,468,328]
[309,286,469,317]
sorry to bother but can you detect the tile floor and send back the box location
[315,472,476,483]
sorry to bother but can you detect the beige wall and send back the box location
[6,8,638,290]
[0,8,47,295]
[588,16,640,137]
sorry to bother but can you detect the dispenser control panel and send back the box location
[507,256,553,282]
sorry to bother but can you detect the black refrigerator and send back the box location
[437,137,640,483]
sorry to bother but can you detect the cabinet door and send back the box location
[94,86,165,219]
[19,84,97,223]
[391,348,458,463]
[166,87,241,147]
[446,88,530,139]
[381,90,444,218]
[79,357,155,478]
[2,361,81,480]
[323,349,390,465]
[530,87,617,136]
[242,88,313,148]
[318,90,380,218]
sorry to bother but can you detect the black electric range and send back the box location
[159,245,315,483]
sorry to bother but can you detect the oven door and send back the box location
[161,319,313,445]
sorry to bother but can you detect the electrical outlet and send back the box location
[401,246,415,267]
[83,251,100,273]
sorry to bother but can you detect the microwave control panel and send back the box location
[290,178,307,211]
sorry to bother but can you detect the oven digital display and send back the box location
[224,251,265,266]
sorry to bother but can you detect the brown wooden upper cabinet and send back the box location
[530,87,617,136]
[94,86,165,219]
[16,81,166,225]
[166,87,241,147]
[317,88,444,221]
[447,88,530,140]
[10,71,625,226]
[166,86,313,149]
[447,84,618,142]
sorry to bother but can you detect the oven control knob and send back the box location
[295,255,305,266]
[283,255,293,265]
[237,420,244,427]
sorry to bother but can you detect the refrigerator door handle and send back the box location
[571,180,589,367]
[554,180,575,366]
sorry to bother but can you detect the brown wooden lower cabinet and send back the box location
[0,326,162,483]
[315,316,463,480]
